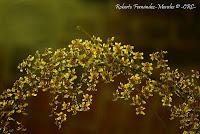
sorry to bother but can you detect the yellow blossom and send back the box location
[133,52,143,60]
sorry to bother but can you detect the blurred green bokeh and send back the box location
[0,0,112,84]
[0,0,199,134]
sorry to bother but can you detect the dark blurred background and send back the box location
[0,0,199,134]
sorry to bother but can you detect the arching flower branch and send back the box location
[0,36,199,134]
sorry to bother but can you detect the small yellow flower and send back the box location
[88,70,99,82]
[80,102,91,111]
[62,102,70,111]
[113,43,123,54]
[123,45,134,54]
[183,131,195,134]
[120,89,131,100]
[55,112,67,124]
[141,62,153,74]
[82,94,93,102]
[149,52,158,61]
[161,94,172,107]
[131,95,146,106]
[129,74,141,84]
[133,52,143,60]
[157,59,168,68]
[121,57,130,66]
[136,106,146,115]
[70,104,80,115]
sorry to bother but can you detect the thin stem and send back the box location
[76,26,92,39]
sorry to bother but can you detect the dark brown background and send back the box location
[0,0,199,134]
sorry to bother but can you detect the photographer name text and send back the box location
[115,3,196,10]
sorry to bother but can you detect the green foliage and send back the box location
[0,36,199,134]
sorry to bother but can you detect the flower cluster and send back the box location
[0,36,199,134]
